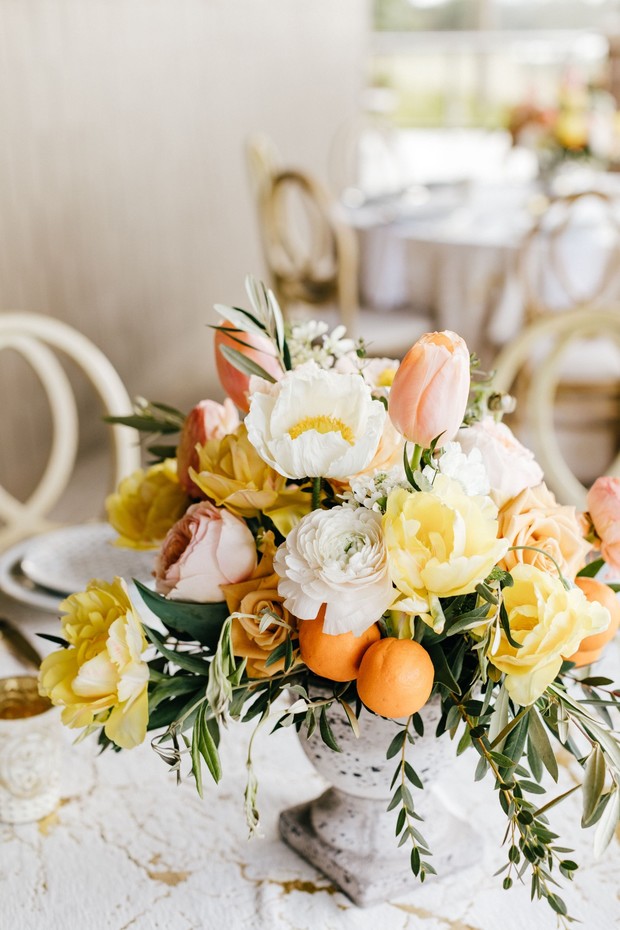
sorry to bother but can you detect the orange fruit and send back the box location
[298,609,381,682]
[356,638,434,718]
[565,576,620,665]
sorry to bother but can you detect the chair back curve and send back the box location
[0,312,141,548]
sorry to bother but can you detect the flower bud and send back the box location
[388,331,470,448]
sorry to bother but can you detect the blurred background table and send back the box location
[1,592,619,930]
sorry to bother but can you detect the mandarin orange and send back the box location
[565,576,620,665]
[298,609,381,682]
[356,638,434,718]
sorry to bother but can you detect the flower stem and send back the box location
[311,477,322,511]
[409,444,423,473]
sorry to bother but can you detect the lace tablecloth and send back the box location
[1,594,619,930]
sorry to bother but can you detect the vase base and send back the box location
[280,790,477,907]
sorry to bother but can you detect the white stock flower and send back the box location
[344,466,409,513]
[423,441,490,497]
[245,362,386,480]
[287,321,355,369]
[457,417,544,508]
[274,505,394,636]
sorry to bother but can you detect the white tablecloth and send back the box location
[350,178,620,365]
[1,592,619,930]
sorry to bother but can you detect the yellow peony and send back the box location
[488,563,610,706]
[106,459,190,550]
[190,424,310,536]
[38,578,149,749]
[383,476,508,619]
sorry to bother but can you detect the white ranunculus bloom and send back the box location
[274,506,394,636]
[457,417,544,508]
[245,362,386,480]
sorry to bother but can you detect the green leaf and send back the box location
[218,343,278,383]
[191,710,204,798]
[337,699,360,738]
[194,702,222,784]
[213,305,267,338]
[594,787,620,857]
[143,625,211,676]
[499,602,522,650]
[319,706,341,752]
[387,786,403,812]
[577,557,605,578]
[395,807,406,836]
[582,745,607,826]
[427,645,461,695]
[528,706,559,782]
[149,674,208,712]
[386,729,407,760]
[474,755,489,782]
[404,761,423,789]
[135,580,229,650]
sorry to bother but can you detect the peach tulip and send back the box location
[586,476,620,572]
[388,331,470,448]
[214,321,283,412]
[177,399,239,497]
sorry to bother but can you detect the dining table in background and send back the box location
[0,585,619,930]
[343,168,620,366]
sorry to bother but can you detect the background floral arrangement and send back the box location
[39,277,620,922]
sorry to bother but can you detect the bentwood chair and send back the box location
[492,308,620,508]
[257,166,433,357]
[0,313,141,550]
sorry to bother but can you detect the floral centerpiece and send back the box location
[39,278,620,921]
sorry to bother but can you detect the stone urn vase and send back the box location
[279,690,478,906]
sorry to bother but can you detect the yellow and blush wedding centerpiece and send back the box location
[39,278,620,917]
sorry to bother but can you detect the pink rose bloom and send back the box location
[177,399,239,497]
[587,476,620,572]
[155,502,257,602]
[388,331,470,448]
[457,417,544,508]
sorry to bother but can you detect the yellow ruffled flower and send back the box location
[488,564,610,706]
[106,459,190,550]
[383,476,508,622]
[190,424,310,535]
[38,578,149,749]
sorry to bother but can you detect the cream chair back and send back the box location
[0,313,140,549]
[492,308,620,508]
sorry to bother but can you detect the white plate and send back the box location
[20,523,155,596]
[0,540,62,613]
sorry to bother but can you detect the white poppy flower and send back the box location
[245,362,386,480]
[274,505,394,636]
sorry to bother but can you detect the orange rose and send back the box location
[221,533,299,678]
[388,331,470,448]
[498,483,590,580]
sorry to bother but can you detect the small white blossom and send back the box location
[423,442,490,497]
[288,320,355,370]
[342,466,409,513]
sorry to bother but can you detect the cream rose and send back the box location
[155,501,257,602]
[245,362,386,480]
[457,417,544,508]
[274,505,394,636]
[498,482,590,580]
[383,476,508,617]
[38,578,149,749]
[488,563,610,705]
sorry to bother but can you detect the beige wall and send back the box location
[0,0,368,505]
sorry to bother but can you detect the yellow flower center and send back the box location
[376,367,398,387]
[288,415,354,444]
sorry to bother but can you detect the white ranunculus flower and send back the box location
[457,417,544,508]
[245,362,386,480]
[274,505,394,636]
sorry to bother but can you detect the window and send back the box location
[372,0,618,127]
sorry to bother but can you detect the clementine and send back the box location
[565,576,620,666]
[356,638,434,718]
[298,609,381,682]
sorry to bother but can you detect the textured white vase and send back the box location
[280,691,478,906]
